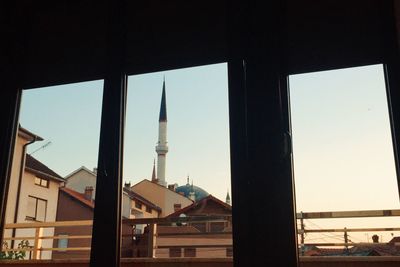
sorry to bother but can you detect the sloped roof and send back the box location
[166,194,232,218]
[132,179,193,202]
[60,187,94,209]
[18,125,44,141]
[123,187,161,212]
[25,154,64,182]
[64,166,96,180]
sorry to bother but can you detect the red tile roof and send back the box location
[60,187,94,209]
[25,154,64,182]
[166,194,232,218]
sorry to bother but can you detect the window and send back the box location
[135,201,142,210]
[173,203,181,212]
[184,248,196,257]
[57,234,69,251]
[169,248,182,257]
[34,177,49,188]
[289,64,400,253]
[146,206,151,213]
[26,196,47,222]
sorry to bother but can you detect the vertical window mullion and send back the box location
[89,1,126,266]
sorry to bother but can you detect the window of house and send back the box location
[34,177,49,188]
[57,234,69,251]
[184,248,196,257]
[135,202,142,210]
[146,206,151,213]
[26,196,47,222]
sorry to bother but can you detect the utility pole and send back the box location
[344,227,349,254]
[299,212,305,256]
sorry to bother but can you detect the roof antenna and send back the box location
[29,141,52,155]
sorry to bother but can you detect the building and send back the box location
[53,185,161,259]
[130,179,193,217]
[133,195,232,258]
[64,167,97,200]
[52,187,94,260]
[175,177,210,202]
[4,126,65,259]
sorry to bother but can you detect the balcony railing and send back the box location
[2,210,400,266]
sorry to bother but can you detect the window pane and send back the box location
[34,177,41,185]
[36,199,47,222]
[289,64,400,256]
[41,179,48,187]
[2,80,103,260]
[121,63,232,259]
[57,235,68,251]
[26,196,36,219]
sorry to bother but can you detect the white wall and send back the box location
[65,168,96,198]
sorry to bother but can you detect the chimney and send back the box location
[174,203,181,212]
[84,186,94,200]
[168,183,177,191]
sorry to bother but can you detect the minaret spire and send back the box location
[156,78,169,187]
[226,190,231,205]
[159,79,167,122]
[151,159,157,182]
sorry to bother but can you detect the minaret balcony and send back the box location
[155,145,168,153]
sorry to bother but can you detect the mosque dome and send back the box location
[175,180,209,202]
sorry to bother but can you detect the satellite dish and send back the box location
[177,213,187,226]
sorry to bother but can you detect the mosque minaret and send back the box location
[155,79,168,187]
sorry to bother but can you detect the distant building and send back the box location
[64,166,97,199]
[53,185,161,259]
[130,179,193,217]
[5,126,65,259]
[130,195,232,258]
[174,176,209,202]
[52,187,94,259]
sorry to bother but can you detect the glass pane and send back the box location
[26,196,36,219]
[2,80,103,260]
[121,63,232,259]
[289,64,400,256]
[36,199,47,222]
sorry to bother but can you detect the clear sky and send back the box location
[289,64,400,243]
[20,63,231,202]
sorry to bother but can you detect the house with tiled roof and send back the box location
[64,166,97,200]
[130,179,193,217]
[4,126,65,259]
[135,195,233,258]
[52,187,95,259]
